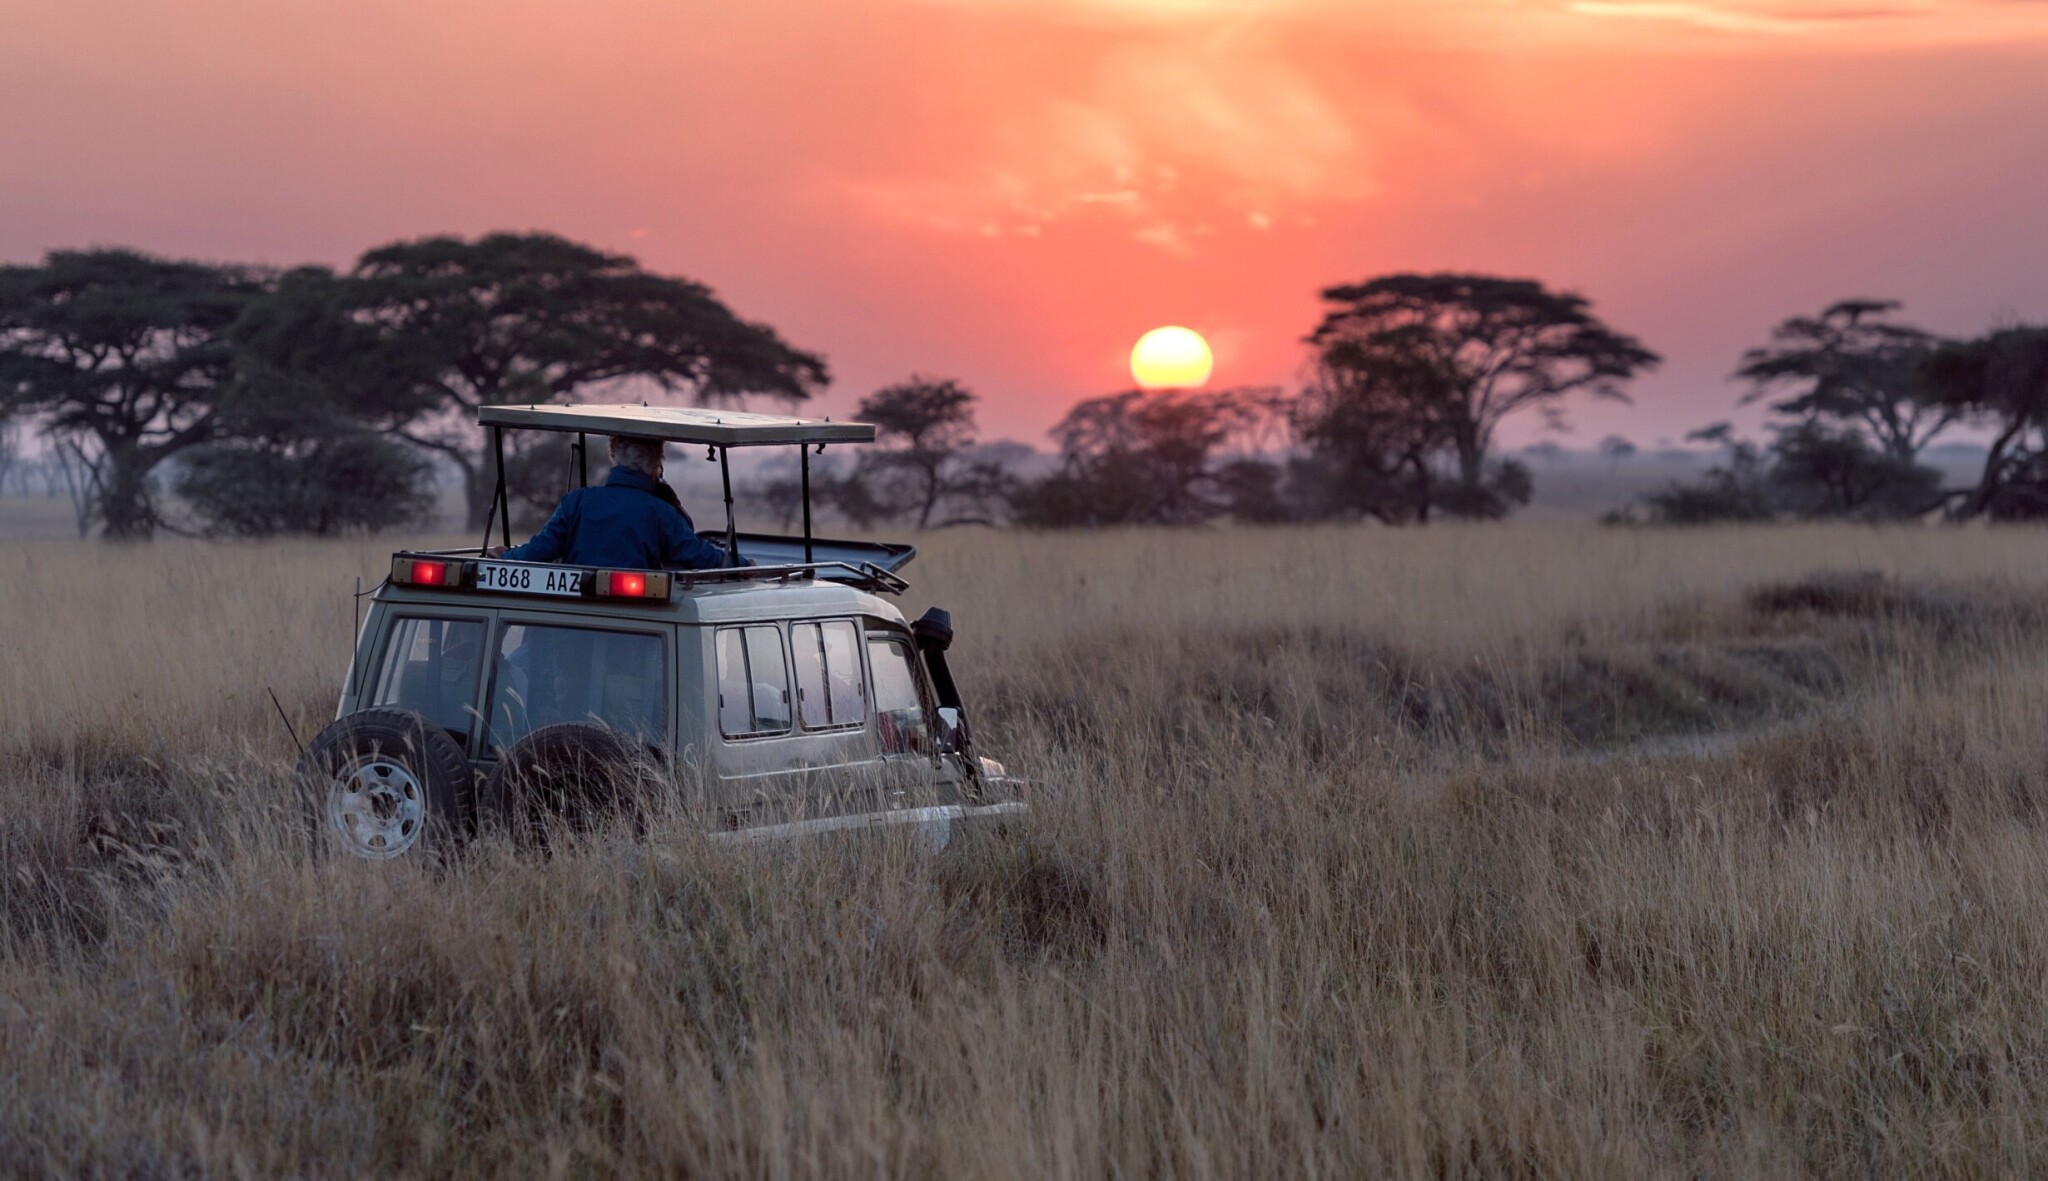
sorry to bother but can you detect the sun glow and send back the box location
[1130,326,1214,390]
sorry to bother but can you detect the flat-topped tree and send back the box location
[1309,273,1658,519]
[854,377,982,528]
[1924,326,2048,519]
[347,232,829,528]
[1737,299,1953,461]
[0,249,264,538]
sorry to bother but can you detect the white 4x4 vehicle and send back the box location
[296,405,1023,860]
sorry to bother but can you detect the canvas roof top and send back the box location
[476,403,876,447]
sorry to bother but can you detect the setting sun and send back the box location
[1130,326,1214,390]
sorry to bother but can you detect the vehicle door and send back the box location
[861,623,948,810]
[707,618,880,823]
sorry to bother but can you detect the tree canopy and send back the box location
[1307,273,1657,518]
[344,232,830,526]
[1736,299,1952,460]
[1923,326,2048,518]
[1014,387,1280,527]
[852,377,984,528]
[0,249,264,537]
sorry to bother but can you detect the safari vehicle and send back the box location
[296,403,1023,861]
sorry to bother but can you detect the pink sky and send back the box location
[3,0,2045,448]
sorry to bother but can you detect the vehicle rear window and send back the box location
[485,624,665,753]
[371,617,487,746]
[716,625,792,738]
[866,634,927,756]
[791,620,865,730]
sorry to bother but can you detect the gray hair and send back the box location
[607,435,664,476]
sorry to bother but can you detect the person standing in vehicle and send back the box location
[491,435,738,569]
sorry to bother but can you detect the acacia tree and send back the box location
[1599,434,1637,474]
[344,233,829,527]
[0,249,264,537]
[1289,329,1453,522]
[1308,273,1658,518]
[853,376,981,527]
[1737,299,1953,461]
[173,266,442,537]
[1923,326,2048,518]
[1013,387,1278,526]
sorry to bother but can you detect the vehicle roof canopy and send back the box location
[477,403,875,448]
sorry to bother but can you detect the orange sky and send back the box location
[3,0,2045,446]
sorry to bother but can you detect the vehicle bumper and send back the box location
[708,800,1027,848]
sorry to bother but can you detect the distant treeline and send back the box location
[2,234,2044,538]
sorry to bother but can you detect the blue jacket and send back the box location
[503,466,734,569]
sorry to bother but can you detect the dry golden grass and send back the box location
[7,524,2048,1177]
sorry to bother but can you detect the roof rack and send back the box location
[473,402,880,572]
[387,550,911,597]
[671,560,910,596]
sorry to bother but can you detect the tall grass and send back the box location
[5,524,2048,1176]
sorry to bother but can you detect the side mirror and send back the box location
[935,706,969,755]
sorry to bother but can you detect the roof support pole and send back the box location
[718,445,739,567]
[574,431,589,488]
[493,424,513,549]
[800,443,815,564]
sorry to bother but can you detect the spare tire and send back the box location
[483,722,654,849]
[295,708,473,861]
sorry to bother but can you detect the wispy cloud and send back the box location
[836,0,2047,256]
[830,27,1393,255]
[1568,1,1867,33]
[1567,0,2048,36]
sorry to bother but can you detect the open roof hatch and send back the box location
[473,403,908,589]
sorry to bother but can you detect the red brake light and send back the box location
[391,556,464,588]
[594,569,667,599]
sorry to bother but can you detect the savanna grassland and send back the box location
[8,525,2048,1178]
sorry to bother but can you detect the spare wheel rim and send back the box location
[327,753,427,860]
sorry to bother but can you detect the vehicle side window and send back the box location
[371,617,486,747]
[822,621,864,723]
[715,625,792,738]
[485,624,665,753]
[866,635,927,756]
[791,620,865,730]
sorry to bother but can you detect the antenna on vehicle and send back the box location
[268,687,306,760]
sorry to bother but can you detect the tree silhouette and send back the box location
[226,265,440,440]
[174,433,435,537]
[1290,332,1451,522]
[853,376,981,527]
[1923,326,2048,518]
[1736,299,1952,461]
[1767,422,1940,520]
[1309,273,1657,518]
[1598,434,1637,474]
[0,249,264,538]
[1015,388,1276,526]
[345,232,828,527]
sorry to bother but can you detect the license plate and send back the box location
[474,562,586,597]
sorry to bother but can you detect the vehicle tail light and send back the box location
[595,570,669,600]
[391,557,465,587]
